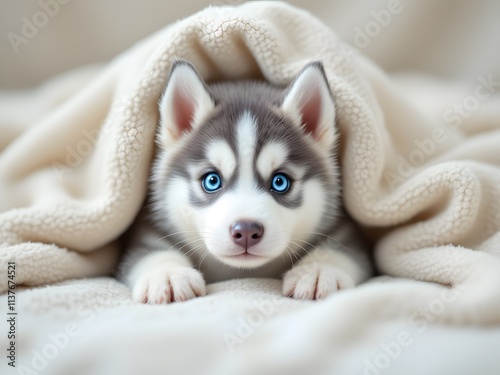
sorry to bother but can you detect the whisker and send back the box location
[151,231,207,245]
[163,237,205,254]
[184,243,206,260]
[284,246,298,264]
[288,244,303,261]
[151,228,226,246]
[287,239,312,257]
[290,231,355,254]
[197,250,211,269]
[178,238,206,255]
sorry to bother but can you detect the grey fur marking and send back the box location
[155,78,339,217]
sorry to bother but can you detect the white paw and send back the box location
[132,266,206,304]
[282,263,355,300]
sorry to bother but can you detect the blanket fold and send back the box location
[1,1,500,325]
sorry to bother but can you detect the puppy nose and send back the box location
[230,221,264,248]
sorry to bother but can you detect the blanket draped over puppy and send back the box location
[1,2,500,373]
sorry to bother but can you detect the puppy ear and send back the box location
[158,60,214,148]
[281,62,336,150]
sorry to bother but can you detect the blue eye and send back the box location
[202,172,222,193]
[271,173,290,193]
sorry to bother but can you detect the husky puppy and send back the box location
[120,60,370,304]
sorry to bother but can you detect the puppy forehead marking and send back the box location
[205,140,236,178]
[256,142,289,179]
[236,111,257,187]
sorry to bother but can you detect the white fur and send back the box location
[165,176,198,234]
[236,111,257,188]
[282,246,364,299]
[256,142,289,179]
[127,249,206,304]
[205,140,237,178]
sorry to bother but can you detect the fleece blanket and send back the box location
[1,1,500,374]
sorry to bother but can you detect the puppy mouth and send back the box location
[219,251,269,269]
[219,247,271,264]
[225,250,263,259]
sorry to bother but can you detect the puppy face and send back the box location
[152,61,340,269]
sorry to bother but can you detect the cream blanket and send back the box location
[1,1,500,374]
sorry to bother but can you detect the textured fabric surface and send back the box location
[2,277,500,375]
[1,1,500,374]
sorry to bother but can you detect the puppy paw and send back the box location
[132,266,206,304]
[282,263,355,300]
